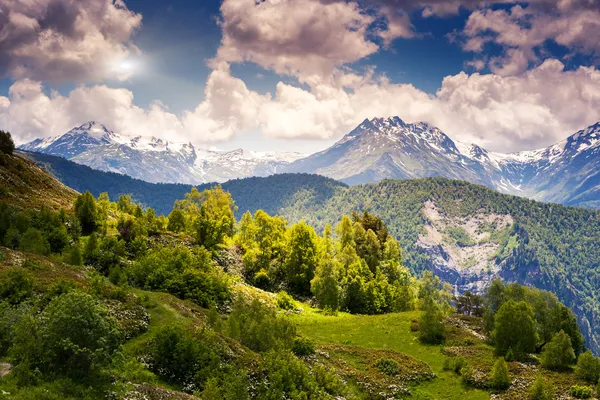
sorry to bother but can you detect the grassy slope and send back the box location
[291,308,490,400]
[0,152,77,210]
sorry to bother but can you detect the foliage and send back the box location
[0,269,34,305]
[74,192,98,235]
[10,291,121,380]
[276,290,296,310]
[292,336,315,357]
[284,221,319,296]
[128,245,231,308]
[225,297,295,353]
[443,356,468,374]
[570,385,593,399]
[375,358,400,376]
[256,350,345,399]
[493,299,537,359]
[529,374,554,400]
[540,330,575,371]
[0,130,15,155]
[488,358,510,390]
[575,351,600,383]
[147,325,225,392]
[456,291,484,317]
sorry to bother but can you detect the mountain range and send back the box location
[20,117,600,208]
[20,121,304,184]
[284,117,600,208]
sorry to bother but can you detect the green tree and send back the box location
[68,243,83,266]
[0,269,33,305]
[193,186,236,250]
[540,330,576,371]
[167,209,186,233]
[74,191,98,235]
[284,221,318,296]
[10,291,121,379]
[493,300,537,358]
[575,351,600,383]
[19,227,50,255]
[0,130,15,155]
[529,374,554,400]
[489,358,510,390]
[419,301,446,344]
[311,256,341,312]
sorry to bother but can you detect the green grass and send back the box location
[290,307,490,400]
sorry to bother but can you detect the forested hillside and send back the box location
[22,149,600,353]
[21,150,345,216]
[0,147,598,399]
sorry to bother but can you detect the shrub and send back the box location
[489,358,510,390]
[419,303,445,344]
[292,336,315,356]
[256,351,344,399]
[147,325,224,392]
[276,290,296,310]
[443,356,468,374]
[10,291,121,380]
[575,351,600,383]
[375,358,400,376]
[20,228,50,255]
[0,269,34,305]
[540,330,575,371]
[529,374,554,400]
[570,385,593,399]
[226,297,295,353]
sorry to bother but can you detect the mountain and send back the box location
[20,121,304,184]
[284,117,600,208]
[19,149,600,352]
[20,150,346,216]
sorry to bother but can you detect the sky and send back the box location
[1,0,600,154]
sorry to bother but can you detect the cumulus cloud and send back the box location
[0,0,142,82]
[460,3,600,75]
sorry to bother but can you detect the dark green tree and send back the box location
[493,300,537,358]
[74,191,98,235]
[0,130,15,155]
[19,227,50,255]
[540,330,575,371]
[575,351,600,383]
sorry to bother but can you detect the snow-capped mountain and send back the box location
[284,117,600,208]
[20,122,305,184]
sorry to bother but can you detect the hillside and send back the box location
[0,151,77,210]
[21,150,345,216]
[19,150,600,353]
[274,178,600,354]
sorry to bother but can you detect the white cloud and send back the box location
[0,0,142,82]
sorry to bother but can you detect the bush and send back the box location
[575,351,600,383]
[256,351,344,399]
[529,374,554,400]
[292,336,315,356]
[419,303,446,344]
[276,290,296,310]
[489,358,510,390]
[570,385,593,399]
[10,291,121,380]
[19,228,50,255]
[0,269,34,305]
[147,325,224,392]
[443,356,468,374]
[375,358,400,376]
[226,297,295,353]
[0,131,15,155]
[540,330,575,371]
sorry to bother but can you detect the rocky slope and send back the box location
[285,117,600,208]
[20,122,304,184]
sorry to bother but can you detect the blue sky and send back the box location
[1,0,599,154]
